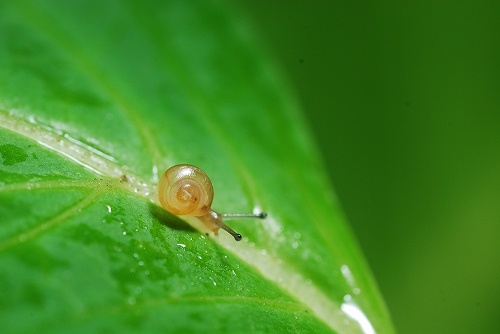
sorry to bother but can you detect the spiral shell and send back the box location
[158,164,214,216]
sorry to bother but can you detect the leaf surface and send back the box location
[0,1,394,333]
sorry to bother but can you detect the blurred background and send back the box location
[238,1,500,333]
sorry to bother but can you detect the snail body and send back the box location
[158,164,266,241]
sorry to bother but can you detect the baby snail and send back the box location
[157,164,267,241]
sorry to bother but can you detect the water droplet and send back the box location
[292,241,299,249]
[198,256,202,260]
[138,261,144,266]
[122,231,127,235]
[341,265,355,286]
[133,253,139,258]
[261,249,267,255]
[106,205,112,213]
[128,297,136,305]
[353,288,361,295]
[344,294,352,302]
[177,243,186,248]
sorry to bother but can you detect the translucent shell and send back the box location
[158,164,214,217]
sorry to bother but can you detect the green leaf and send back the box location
[0,1,394,333]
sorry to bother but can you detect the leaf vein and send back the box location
[0,191,99,252]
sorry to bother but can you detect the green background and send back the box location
[239,1,500,333]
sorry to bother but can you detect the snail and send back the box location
[158,164,266,241]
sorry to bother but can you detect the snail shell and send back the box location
[158,164,214,217]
